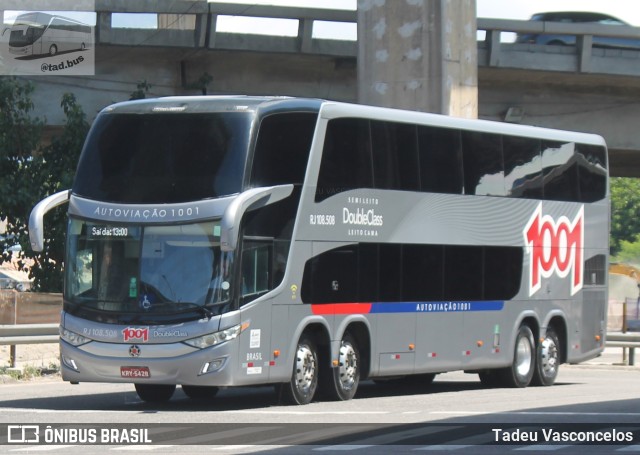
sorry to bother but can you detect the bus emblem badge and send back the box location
[122,327,149,343]
[129,345,141,357]
[524,203,584,297]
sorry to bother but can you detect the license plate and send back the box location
[120,366,151,378]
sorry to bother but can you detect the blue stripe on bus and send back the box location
[369,300,504,314]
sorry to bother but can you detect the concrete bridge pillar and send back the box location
[357,0,478,118]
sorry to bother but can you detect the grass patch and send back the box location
[0,362,60,380]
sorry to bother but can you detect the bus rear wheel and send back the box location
[532,328,560,386]
[134,384,176,402]
[280,335,318,405]
[325,332,360,401]
[499,325,535,388]
[49,44,58,56]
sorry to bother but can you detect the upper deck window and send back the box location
[73,112,252,204]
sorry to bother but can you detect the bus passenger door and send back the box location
[237,239,273,384]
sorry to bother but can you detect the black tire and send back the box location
[324,332,360,401]
[499,325,535,388]
[532,328,561,386]
[181,385,219,400]
[49,45,58,56]
[280,335,318,405]
[134,384,176,403]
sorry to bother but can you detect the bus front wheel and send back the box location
[49,44,58,56]
[280,335,318,405]
[134,383,176,402]
[500,325,535,388]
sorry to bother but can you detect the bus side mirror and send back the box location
[220,185,293,252]
[29,189,71,252]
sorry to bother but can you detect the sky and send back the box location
[4,0,640,35]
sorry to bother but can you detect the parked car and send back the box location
[515,11,640,49]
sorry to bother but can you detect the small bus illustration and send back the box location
[9,12,92,57]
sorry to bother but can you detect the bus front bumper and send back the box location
[60,339,239,386]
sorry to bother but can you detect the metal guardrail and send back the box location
[606,332,640,365]
[0,323,59,345]
[0,323,59,368]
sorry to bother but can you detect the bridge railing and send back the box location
[4,1,640,70]
[477,18,640,73]
[95,0,357,56]
[94,2,640,74]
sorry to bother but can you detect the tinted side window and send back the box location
[301,245,358,303]
[240,187,302,305]
[250,113,317,187]
[315,118,373,202]
[444,245,484,300]
[379,244,402,302]
[462,131,505,196]
[371,121,420,191]
[576,144,607,202]
[402,244,444,300]
[503,136,543,199]
[584,254,606,286]
[417,126,463,194]
[542,141,579,201]
[484,246,523,300]
[302,243,522,304]
[358,243,379,301]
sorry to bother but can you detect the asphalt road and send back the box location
[1,354,639,454]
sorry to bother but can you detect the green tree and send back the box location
[0,78,89,291]
[610,177,640,256]
[0,77,43,280]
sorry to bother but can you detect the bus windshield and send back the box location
[72,112,252,204]
[9,23,44,47]
[65,218,234,321]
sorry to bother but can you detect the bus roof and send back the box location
[100,96,324,116]
[13,12,90,27]
[99,96,606,147]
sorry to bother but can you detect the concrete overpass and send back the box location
[2,0,640,176]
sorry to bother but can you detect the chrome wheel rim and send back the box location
[294,344,316,393]
[539,336,558,377]
[515,335,533,378]
[338,341,358,391]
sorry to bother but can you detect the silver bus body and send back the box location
[30,96,609,403]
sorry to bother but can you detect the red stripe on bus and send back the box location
[311,303,372,315]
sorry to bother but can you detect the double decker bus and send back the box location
[30,96,609,404]
[8,12,91,57]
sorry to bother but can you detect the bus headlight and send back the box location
[183,324,243,349]
[60,327,91,346]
